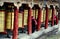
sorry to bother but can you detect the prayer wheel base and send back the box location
[0,32,7,34]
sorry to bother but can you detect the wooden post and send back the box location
[28,8,32,34]
[52,6,54,26]
[37,8,42,30]
[12,7,18,39]
[45,6,48,29]
[56,15,58,25]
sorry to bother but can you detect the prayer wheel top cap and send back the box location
[3,2,14,12]
[0,6,3,10]
[4,2,14,6]
[32,4,40,9]
[3,2,14,9]
[50,5,53,9]
[0,6,5,10]
[55,6,59,11]
[55,6,59,9]
[19,4,30,13]
[21,4,29,9]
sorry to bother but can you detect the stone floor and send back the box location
[0,21,60,39]
[37,21,60,39]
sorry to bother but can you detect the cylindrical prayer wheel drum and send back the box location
[19,6,24,28]
[41,10,44,22]
[6,10,14,30]
[24,9,28,25]
[32,5,39,20]
[21,4,32,34]
[43,8,46,22]
[48,9,52,21]
[18,12,23,28]
[5,3,14,30]
[18,4,29,30]
[0,6,5,32]
[22,4,29,27]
